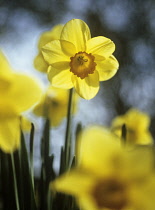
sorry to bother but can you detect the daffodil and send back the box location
[0,51,42,153]
[33,86,78,127]
[111,108,153,145]
[42,19,119,100]
[51,126,155,210]
[34,24,63,73]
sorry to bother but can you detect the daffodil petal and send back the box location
[48,66,73,89]
[96,55,119,81]
[51,169,95,196]
[51,61,70,70]
[34,52,48,73]
[77,126,121,175]
[38,24,64,49]
[42,40,70,64]
[137,132,153,145]
[0,117,20,153]
[60,40,76,56]
[87,36,115,60]
[7,74,42,113]
[71,71,99,100]
[61,19,91,52]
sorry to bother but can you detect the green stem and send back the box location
[64,88,73,169]
[121,124,127,146]
[29,123,35,189]
[11,153,20,210]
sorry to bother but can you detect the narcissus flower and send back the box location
[111,108,153,145]
[51,126,155,210]
[34,24,63,73]
[33,86,78,127]
[0,51,42,153]
[42,19,119,99]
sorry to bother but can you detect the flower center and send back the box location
[92,178,127,210]
[70,52,96,79]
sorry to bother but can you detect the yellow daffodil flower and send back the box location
[42,19,119,100]
[111,108,153,145]
[0,51,42,153]
[33,86,78,127]
[34,24,63,73]
[51,126,155,210]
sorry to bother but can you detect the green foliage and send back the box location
[0,119,80,210]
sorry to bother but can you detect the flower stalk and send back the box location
[11,153,20,210]
[64,88,73,171]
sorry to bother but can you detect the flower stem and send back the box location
[64,88,73,170]
[121,124,127,146]
[29,123,35,189]
[11,153,20,210]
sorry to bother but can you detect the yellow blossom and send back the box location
[111,108,153,145]
[0,51,42,153]
[33,86,78,127]
[51,126,155,210]
[42,19,119,100]
[34,24,63,73]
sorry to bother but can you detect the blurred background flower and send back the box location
[33,86,79,127]
[111,108,153,145]
[52,126,155,210]
[0,51,42,152]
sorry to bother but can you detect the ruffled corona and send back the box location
[92,178,127,209]
[70,52,96,79]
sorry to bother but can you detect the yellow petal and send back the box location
[71,71,99,100]
[14,74,42,113]
[77,126,121,175]
[60,40,76,56]
[45,40,76,68]
[34,24,64,72]
[33,86,79,127]
[51,169,95,196]
[79,196,97,210]
[96,55,119,81]
[33,87,68,126]
[1,74,42,114]
[42,40,70,65]
[124,146,155,178]
[38,24,64,49]
[125,108,151,130]
[137,132,153,145]
[61,19,91,52]
[33,53,48,73]
[0,117,20,153]
[48,66,73,89]
[86,36,115,60]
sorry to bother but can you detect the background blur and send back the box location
[1,0,155,171]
